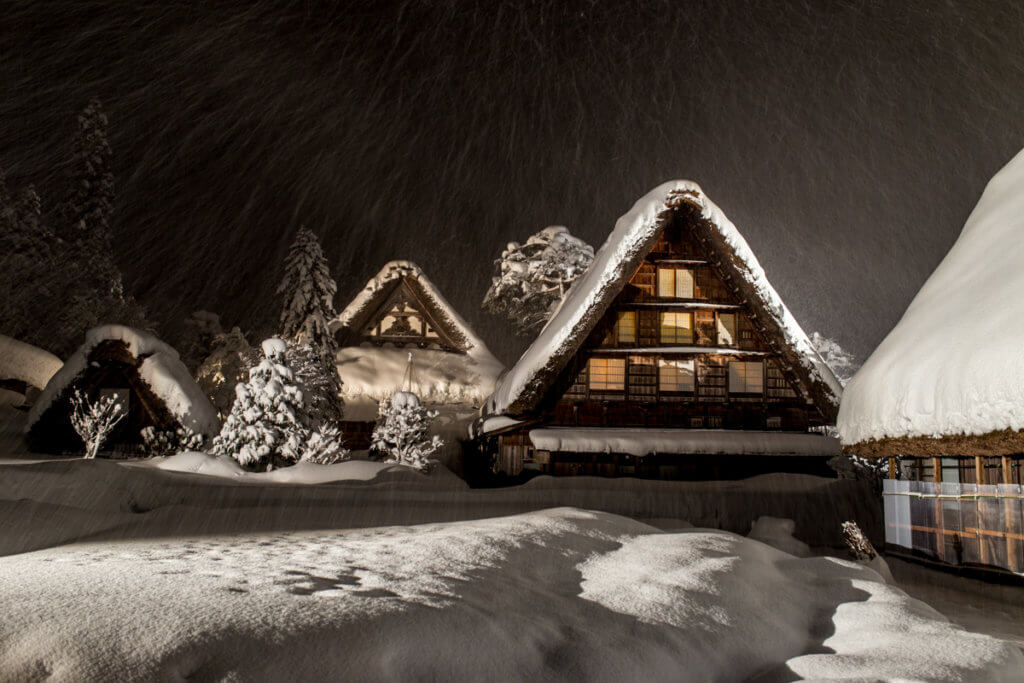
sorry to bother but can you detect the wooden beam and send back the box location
[975,455,985,485]
[888,457,897,480]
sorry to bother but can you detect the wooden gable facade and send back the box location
[479,185,842,481]
[546,214,825,433]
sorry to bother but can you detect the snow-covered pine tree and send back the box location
[212,338,309,470]
[278,226,338,351]
[286,341,344,424]
[483,225,594,336]
[196,326,259,418]
[810,332,860,386]
[371,391,443,472]
[178,310,225,372]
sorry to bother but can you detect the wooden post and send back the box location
[888,457,897,480]
[1003,456,1022,573]
[932,457,944,561]
[975,455,985,485]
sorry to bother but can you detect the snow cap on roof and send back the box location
[0,334,62,390]
[27,325,219,437]
[485,180,842,417]
[839,148,1024,451]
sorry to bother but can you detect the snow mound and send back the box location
[0,508,1018,681]
[26,325,219,438]
[839,148,1024,445]
[260,337,288,358]
[0,334,62,391]
[486,180,841,416]
[747,515,812,557]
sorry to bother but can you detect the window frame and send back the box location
[658,358,696,394]
[659,311,694,344]
[587,357,626,392]
[657,267,695,299]
[716,312,737,347]
[728,360,765,395]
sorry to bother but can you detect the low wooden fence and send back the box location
[883,479,1023,573]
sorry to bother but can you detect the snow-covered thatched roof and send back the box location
[0,334,62,390]
[839,149,1024,457]
[331,261,504,420]
[485,181,842,418]
[27,325,219,437]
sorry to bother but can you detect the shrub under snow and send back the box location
[140,425,205,457]
[69,389,124,459]
[371,391,443,472]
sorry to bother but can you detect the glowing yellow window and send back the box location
[657,267,694,298]
[717,313,736,346]
[658,359,695,392]
[728,361,764,394]
[660,312,694,344]
[616,311,636,344]
[588,357,625,391]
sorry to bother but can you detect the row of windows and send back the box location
[589,358,766,394]
[611,310,737,346]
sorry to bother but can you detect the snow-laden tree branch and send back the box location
[69,389,124,459]
[810,332,860,386]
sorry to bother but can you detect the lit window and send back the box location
[728,361,764,394]
[660,312,694,344]
[617,311,636,344]
[588,358,625,391]
[717,313,736,346]
[659,359,695,392]
[657,268,694,298]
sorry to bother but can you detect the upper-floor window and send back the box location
[616,311,636,344]
[588,357,625,391]
[716,313,736,346]
[728,361,764,394]
[660,312,694,344]
[659,359,695,392]
[657,267,694,298]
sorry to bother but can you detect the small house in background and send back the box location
[0,334,62,409]
[26,325,219,455]
[331,261,503,450]
[475,181,842,480]
[839,149,1024,575]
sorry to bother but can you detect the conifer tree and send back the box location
[371,391,443,472]
[278,226,338,351]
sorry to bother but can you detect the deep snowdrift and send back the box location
[0,334,62,407]
[0,508,1019,681]
[839,148,1024,445]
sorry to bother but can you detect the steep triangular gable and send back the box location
[485,181,842,420]
[331,261,497,362]
[358,278,463,351]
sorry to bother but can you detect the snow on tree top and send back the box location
[0,334,62,390]
[27,325,219,437]
[261,337,288,359]
[485,180,842,416]
[391,391,421,409]
[839,148,1024,447]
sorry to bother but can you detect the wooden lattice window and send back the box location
[717,313,736,347]
[660,312,694,344]
[588,358,625,391]
[728,361,764,394]
[659,359,695,393]
[657,267,694,298]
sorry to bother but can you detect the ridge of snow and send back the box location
[528,427,841,457]
[27,325,218,437]
[838,148,1024,445]
[332,260,499,365]
[486,180,842,415]
[0,334,62,390]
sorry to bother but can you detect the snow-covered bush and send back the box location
[841,521,876,561]
[140,425,205,457]
[810,332,859,386]
[212,338,309,471]
[371,391,443,472]
[483,225,594,336]
[69,389,124,459]
[300,424,349,465]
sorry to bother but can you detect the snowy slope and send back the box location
[0,334,62,391]
[26,325,219,437]
[486,180,842,415]
[0,508,1019,681]
[839,149,1024,445]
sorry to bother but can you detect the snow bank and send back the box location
[0,508,1018,681]
[0,334,62,391]
[747,515,811,557]
[26,325,218,437]
[839,148,1024,445]
[529,427,840,457]
[487,180,842,415]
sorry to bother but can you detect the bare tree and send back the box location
[69,390,125,458]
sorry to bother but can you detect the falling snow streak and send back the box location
[2,1,1024,363]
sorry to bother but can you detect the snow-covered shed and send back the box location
[331,261,503,446]
[0,334,62,408]
[26,325,219,454]
[838,150,1024,573]
[477,181,841,479]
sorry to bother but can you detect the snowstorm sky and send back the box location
[2,1,1023,364]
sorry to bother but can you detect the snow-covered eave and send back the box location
[485,180,842,417]
[330,260,500,366]
[0,334,62,390]
[528,427,841,458]
[843,428,1024,460]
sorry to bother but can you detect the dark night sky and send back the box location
[2,1,1023,365]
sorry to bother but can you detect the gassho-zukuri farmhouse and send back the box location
[472,180,844,480]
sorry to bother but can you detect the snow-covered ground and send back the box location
[1,507,1021,681]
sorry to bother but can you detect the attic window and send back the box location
[588,357,625,391]
[728,361,764,394]
[616,311,636,344]
[660,312,694,344]
[657,267,694,298]
[658,359,695,393]
[716,313,736,346]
